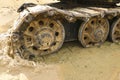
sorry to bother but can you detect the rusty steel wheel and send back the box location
[109,18,120,43]
[78,17,109,48]
[20,18,65,58]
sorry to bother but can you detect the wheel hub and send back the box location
[94,29,104,41]
[36,28,55,50]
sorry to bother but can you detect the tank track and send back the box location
[11,3,120,59]
[60,0,120,7]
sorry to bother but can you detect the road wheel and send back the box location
[109,18,120,43]
[19,18,65,58]
[78,17,109,47]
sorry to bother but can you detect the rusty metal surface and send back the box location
[16,3,120,22]
[78,17,109,47]
[9,2,120,58]
[21,17,65,57]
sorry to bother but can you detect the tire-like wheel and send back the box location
[109,18,120,43]
[19,18,65,58]
[78,17,109,48]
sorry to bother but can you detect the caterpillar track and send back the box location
[10,0,120,59]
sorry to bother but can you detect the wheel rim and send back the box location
[20,18,65,58]
[111,18,120,43]
[78,17,109,47]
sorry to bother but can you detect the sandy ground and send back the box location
[0,0,120,80]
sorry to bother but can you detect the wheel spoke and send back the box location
[88,19,97,31]
[83,33,94,42]
[83,33,94,47]
[99,21,107,30]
